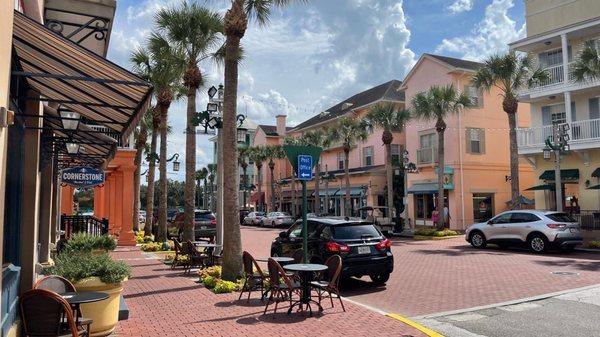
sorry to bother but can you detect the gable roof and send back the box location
[258,124,294,137]
[291,80,405,131]
[401,54,483,90]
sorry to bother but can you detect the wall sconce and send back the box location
[65,142,80,154]
[585,179,591,188]
[60,109,80,130]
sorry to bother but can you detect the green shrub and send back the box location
[47,252,130,284]
[140,242,162,252]
[414,228,437,236]
[415,228,459,237]
[202,275,218,288]
[588,241,600,249]
[198,266,221,280]
[213,280,239,294]
[143,235,154,243]
[94,235,117,251]
[433,229,459,237]
[64,233,117,253]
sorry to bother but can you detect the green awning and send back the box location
[592,168,600,178]
[587,184,600,190]
[525,184,555,191]
[334,187,365,196]
[539,169,579,181]
[407,183,438,195]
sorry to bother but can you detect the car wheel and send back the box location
[528,233,548,253]
[469,231,487,249]
[272,221,276,228]
[370,272,390,285]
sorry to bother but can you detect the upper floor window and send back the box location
[466,128,485,154]
[538,47,572,68]
[541,104,566,126]
[391,144,401,165]
[363,146,374,166]
[465,86,483,108]
[419,132,435,149]
[337,152,345,170]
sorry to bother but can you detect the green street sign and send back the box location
[282,145,322,172]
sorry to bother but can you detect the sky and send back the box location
[106,0,527,181]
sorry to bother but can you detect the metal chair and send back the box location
[34,276,93,332]
[20,289,87,337]
[310,255,345,311]
[263,258,301,316]
[185,240,208,274]
[238,251,266,302]
[171,239,184,269]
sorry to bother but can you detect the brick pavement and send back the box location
[239,226,600,317]
[111,247,427,337]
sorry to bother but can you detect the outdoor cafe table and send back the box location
[61,291,109,324]
[255,257,294,264]
[192,242,222,248]
[283,263,328,316]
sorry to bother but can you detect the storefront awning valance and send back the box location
[587,184,600,190]
[249,192,264,203]
[11,10,153,141]
[407,183,438,195]
[592,168,600,178]
[334,187,365,196]
[525,184,555,191]
[539,169,579,181]
[317,188,339,196]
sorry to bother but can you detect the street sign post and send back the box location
[283,146,322,262]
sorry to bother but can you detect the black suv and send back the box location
[270,217,394,284]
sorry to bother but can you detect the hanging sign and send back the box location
[61,167,105,188]
[297,155,313,181]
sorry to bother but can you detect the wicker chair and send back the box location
[263,258,301,316]
[185,240,208,273]
[310,255,345,311]
[171,239,184,269]
[20,289,87,337]
[291,249,304,263]
[238,251,266,302]
[34,276,93,332]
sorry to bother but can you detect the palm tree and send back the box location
[156,2,223,242]
[300,130,330,213]
[248,146,268,212]
[220,0,306,281]
[238,146,250,208]
[264,144,285,212]
[366,103,411,219]
[473,53,548,209]
[571,41,600,82]
[207,163,217,212]
[197,167,209,209]
[411,85,472,230]
[327,117,370,216]
[133,108,152,232]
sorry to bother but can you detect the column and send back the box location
[20,96,42,292]
[51,167,60,244]
[119,166,136,245]
[38,153,54,263]
[108,175,117,235]
[114,171,124,236]
[561,33,570,85]
[94,185,104,219]
[60,185,74,215]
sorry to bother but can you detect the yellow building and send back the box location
[509,0,600,233]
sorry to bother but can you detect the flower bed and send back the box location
[197,266,244,294]
[414,228,461,240]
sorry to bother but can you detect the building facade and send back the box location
[402,54,535,230]
[509,0,600,231]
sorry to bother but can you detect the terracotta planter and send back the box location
[73,277,126,337]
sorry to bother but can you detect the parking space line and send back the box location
[386,313,445,337]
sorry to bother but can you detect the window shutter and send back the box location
[465,128,471,154]
[479,129,485,154]
[590,98,600,119]
[541,106,551,125]
[571,101,576,122]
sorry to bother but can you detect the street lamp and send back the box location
[237,126,248,145]
[207,85,218,99]
[170,153,180,172]
[60,108,80,130]
[65,142,80,154]
[207,102,219,113]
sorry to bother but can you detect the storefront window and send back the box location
[473,193,494,223]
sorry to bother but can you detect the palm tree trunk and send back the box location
[210,180,216,212]
[385,142,394,218]
[269,163,275,212]
[157,105,169,242]
[508,111,520,209]
[145,124,158,235]
[133,126,147,232]
[221,3,245,280]
[256,164,263,212]
[183,85,197,242]
[203,179,208,210]
[314,162,321,213]
[344,149,351,216]
[242,166,248,208]
[436,126,445,231]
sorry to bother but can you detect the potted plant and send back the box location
[47,252,130,336]
[64,233,117,255]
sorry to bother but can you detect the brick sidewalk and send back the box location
[111,248,426,337]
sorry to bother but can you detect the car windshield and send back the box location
[256,212,265,216]
[546,213,577,223]
[332,224,381,240]
[195,213,214,220]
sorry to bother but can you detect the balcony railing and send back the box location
[417,147,437,165]
[87,124,133,148]
[517,119,600,149]
[61,215,109,238]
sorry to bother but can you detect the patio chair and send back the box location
[185,240,208,274]
[34,276,93,333]
[263,258,301,316]
[20,289,88,337]
[310,255,345,311]
[238,251,266,302]
[292,248,304,263]
[171,239,184,270]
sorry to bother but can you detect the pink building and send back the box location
[402,54,535,229]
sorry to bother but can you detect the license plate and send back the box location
[201,226,207,229]
[357,246,370,254]
[570,228,579,233]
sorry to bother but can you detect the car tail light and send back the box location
[211,219,217,225]
[326,242,350,253]
[375,238,392,250]
[546,223,566,230]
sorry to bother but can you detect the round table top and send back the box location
[256,256,294,263]
[61,291,109,304]
[284,263,328,272]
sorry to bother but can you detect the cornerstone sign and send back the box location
[61,167,105,188]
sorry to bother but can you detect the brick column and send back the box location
[38,155,54,263]
[119,166,136,245]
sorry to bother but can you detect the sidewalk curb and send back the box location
[575,247,600,254]
[414,283,600,319]
[387,313,445,337]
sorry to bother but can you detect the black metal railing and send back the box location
[574,211,600,231]
[61,215,109,238]
[1,264,21,337]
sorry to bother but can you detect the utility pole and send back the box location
[544,123,570,212]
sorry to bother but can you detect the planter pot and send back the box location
[73,277,126,337]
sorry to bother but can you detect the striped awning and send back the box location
[11,10,153,141]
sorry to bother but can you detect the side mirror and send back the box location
[487,220,494,225]
[279,231,288,239]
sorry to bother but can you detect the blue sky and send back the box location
[106,0,526,180]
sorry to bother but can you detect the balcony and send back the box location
[87,125,133,149]
[417,147,437,165]
[517,118,600,154]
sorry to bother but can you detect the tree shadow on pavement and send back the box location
[340,277,387,296]
[534,259,600,271]
[123,284,200,299]
[215,299,266,308]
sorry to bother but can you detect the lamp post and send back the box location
[544,123,570,212]
[146,153,180,172]
[402,149,418,231]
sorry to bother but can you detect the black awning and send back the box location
[539,169,579,181]
[592,168,600,178]
[587,184,600,190]
[525,184,555,191]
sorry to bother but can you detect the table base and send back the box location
[287,299,323,317]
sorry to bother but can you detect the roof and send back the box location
[292,80,405,131]
[309,217,367,225]
[424,53,482,71]
[257,125,294,137]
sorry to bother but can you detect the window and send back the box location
[288,223,301,238]
[332,224,381,240]
[473,193,494,223]
[491,213,512,224]
[420,133,435,149]
[337,152,345,170]
[546,213,576,222]
[466,128,485,154]
[539,49,564,67]
[542,104,567,126]
[363,146,374,166]
[465,86,483,108]
[510,213,540,223]
[391,144,401,165]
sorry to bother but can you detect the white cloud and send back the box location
[435,0,525,61]
[448,0,474,13]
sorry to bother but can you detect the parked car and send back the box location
[270,217,394,284]
[465,210,582,253]
[261,212,294,227]
[239,209,250,225]
[171,210,216,240]
[243,211,266,226]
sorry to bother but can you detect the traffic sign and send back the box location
[297,155,313,181]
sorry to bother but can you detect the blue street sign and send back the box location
[61,167,105,188]
[297,155,313,181]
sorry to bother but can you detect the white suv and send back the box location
[465,210,582,253]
